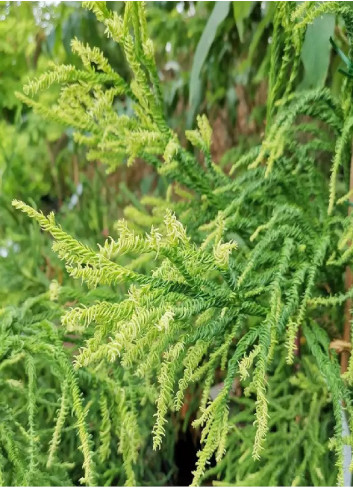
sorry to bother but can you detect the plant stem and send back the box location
[341,142,353,373]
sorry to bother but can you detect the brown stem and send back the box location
[341,143,353,373]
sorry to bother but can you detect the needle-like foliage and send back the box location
[9,1,353,486]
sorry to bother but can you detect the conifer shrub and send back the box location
[5,1,353,486]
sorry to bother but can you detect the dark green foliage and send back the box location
[0,284,176,486]
[204,355,338,486]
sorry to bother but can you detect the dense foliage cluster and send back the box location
[4,1,353,486]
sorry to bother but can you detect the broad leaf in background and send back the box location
[188,1,230,127]
[300,14,335,90]
[233,1,254,43]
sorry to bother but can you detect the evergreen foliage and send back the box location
[7,0,353,485]
[0,283,175,485]
[204,355,338,486]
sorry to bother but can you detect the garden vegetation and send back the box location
[3,1,353,486]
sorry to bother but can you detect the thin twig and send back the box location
[341,142,353,373]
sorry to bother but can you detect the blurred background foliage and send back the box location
[0,1,351,484]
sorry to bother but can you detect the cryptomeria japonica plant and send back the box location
[5,1,353,486]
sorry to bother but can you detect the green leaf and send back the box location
[188,1,231,127]
[233,1,254,43]
[300,14,335,90]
